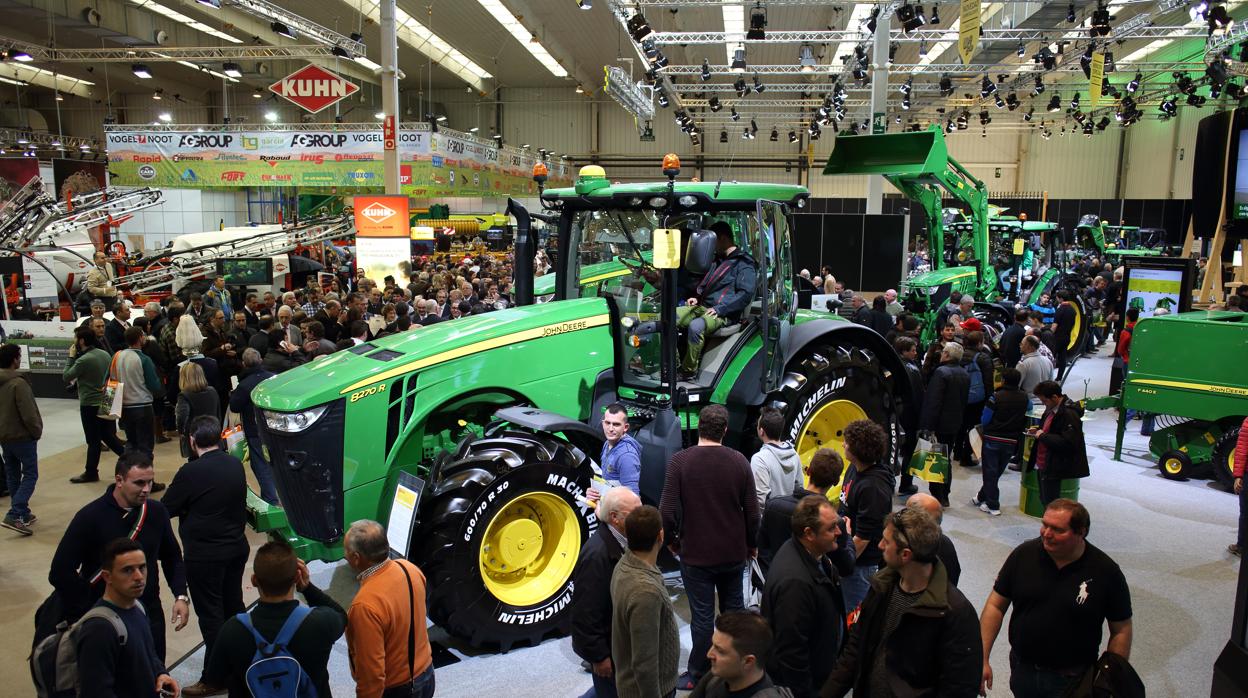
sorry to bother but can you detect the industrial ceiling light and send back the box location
[627,13,653,42]
[903,95,911,110]
[866,8,880,33]
[742,126,752,140]
[939,75,954,97]
[270,21,296,39]
[1159,96,1177,116]
[1066,3,1076,23]
[1083,121,1095,136]
[252,87,263,98]
[1207,60,1229,86]
[730,107,740,121]
[1127,73,1141,93]
[930,5,940,25]
[708,95,721,112]
[770,127,778,141]
[657,89,669,108]
[222,62,242,77]
[132,63,152,78]
[994,94,1005,109]
[1024,107,1035,121]
[980,75,996,97]
[1208,4,1233,36]
[798,44,816,73]
[1090,3,1111,36]
[752,73,765,93]
[1070,93,1080,109]
[734,77,749,97]
[897,3,925,32]
[1006,93,1019,111]
[946,119,956,133]
[730,48,747,73]
[979,110,991,125]
[1227,82,1244,99]
[1035,47,1056,70]
[720,130,728,143]
[331,46,351,59]
[900,77,913,95]
[919,40,928,56]
[1096,116,1111,131]
[153,88,163,100]
[747,3,767,40]
[1017,42,1026,57]
[1033,76,1045,95]
[578,0,592,8]
[789,130,798,143]
[750,119,758,135]
[957,111,969,129]
[1080,44,1094,78]
[158,112,172,122]
[1187,92,1207,106]
[701,59,712,81]
[7,49,32,62]
[1048,93,1062,111]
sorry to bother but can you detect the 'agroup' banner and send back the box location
[105,128,571,197]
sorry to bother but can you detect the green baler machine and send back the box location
[1117,310,1248,486]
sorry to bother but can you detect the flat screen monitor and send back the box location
[216,258,273,286]
[1121,256,1195,319]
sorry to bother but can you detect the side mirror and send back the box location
[685,229,717,274]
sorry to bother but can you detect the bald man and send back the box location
[906,493,962,587]
[573,487,642,697]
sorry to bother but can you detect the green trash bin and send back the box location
[1018,432,1080,517]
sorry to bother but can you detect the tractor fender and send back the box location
[726,319,912,412]
[784,319,912,408]
[493,405,605,461]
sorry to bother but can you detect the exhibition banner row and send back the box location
[104,128,572,197]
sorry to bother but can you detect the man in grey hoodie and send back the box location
[751,407,803,511]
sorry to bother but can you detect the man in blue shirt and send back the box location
[593,403,641,498]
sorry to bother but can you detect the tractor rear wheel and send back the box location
[1158,449,1194,481]
[773,342,900,477]
[411,430,596,650]
[1211,426,1241,491]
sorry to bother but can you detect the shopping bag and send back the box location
[909,441,951,484]
[743,558,765,610]
[98,354,124,420]
[968,426,983,462]
[223,424,247,458]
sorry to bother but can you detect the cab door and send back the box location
[756,200,791,393]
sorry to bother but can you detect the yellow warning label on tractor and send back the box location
[653,228,681,269]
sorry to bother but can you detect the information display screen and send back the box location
[1236,131,1248,219]
[216,258,273,286]
[1121,256,1195,318]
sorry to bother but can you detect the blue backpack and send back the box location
[965,354,986,404]
[236,605,317,698]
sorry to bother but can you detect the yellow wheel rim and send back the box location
[479,491,580,607]
[1066,301,1083,352]
[795,399,868,487]
[1163,457,1184,475]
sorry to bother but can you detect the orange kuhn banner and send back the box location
[353,195,410,237]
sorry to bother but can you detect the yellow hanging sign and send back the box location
[653,228,681,269]
[1089,52,1105,107]
[959,0,981,65]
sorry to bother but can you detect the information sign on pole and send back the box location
[383,115,396,151]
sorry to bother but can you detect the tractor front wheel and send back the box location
[774,342,900,477]
[412,430,596,650]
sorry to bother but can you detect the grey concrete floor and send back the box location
[5,348,1239,697]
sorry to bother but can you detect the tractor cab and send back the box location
[540,160,801,399]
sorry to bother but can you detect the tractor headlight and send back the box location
[262,406,329,433]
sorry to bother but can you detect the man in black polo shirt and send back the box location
[49,450,190,661]
[979,499,1132,698]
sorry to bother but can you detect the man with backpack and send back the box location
[957,326,993,470]
[74,537,180,698]
[202,539,347,698]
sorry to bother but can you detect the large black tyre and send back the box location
[771,342,901,474]
[1211,425,1242,491]
[411,430,596,650]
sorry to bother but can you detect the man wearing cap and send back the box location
[675,222,756,379]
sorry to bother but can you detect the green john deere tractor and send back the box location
[247,162,912,650]
[1115,310,1248,487]
[1075,214,1172,260]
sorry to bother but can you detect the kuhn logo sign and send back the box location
[269,64,360,113]
[361,202,396,224]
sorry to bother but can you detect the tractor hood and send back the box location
[252,297,613,412]
[533,251,654,297]
[903,266,978,290]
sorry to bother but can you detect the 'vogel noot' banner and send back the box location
[105,128,571,197]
